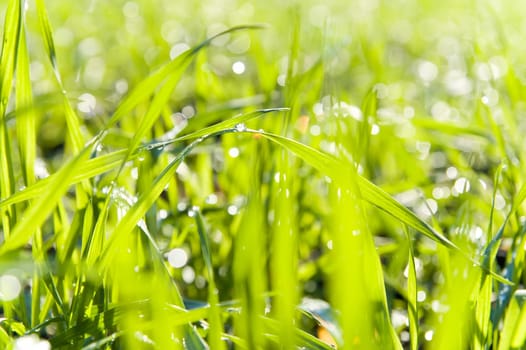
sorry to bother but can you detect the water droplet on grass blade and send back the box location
[158,209,168,220]
[424,330,434,341]
[234,123,246,132]
[205,193,218,205]
[169,43,190,60]
[188,205,199,217]
[227,205,239,215]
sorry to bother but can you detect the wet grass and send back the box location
[1,0,526,349]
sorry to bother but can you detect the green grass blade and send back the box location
[0,150,129,209]
[252,130,455,247]
[474,166,503,349]
[99,109,283,265]
[35,0,58,79]
[15,13,36,185]
[405,227,419,350]
[0,0,20,116]
[0,109,286,211]
[262,316,335,350]
[35,0,84,153]
[497,291,526,350]
[0,0,22,240]
[271,160,298,349]
[173,108,288,142]
[232,167,267,348]
[298,297,343,346]
[105,24,265,132]
[510,291,526,348]
[0,145,93,254]
[249,129,510,284]
[412,117,493,140]
[99,133,215,265]
[193,209,225,350]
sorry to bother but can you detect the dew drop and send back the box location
[131,167,139,180]
[188,205,199,217]
[205,193,218,205]
[177,202,187,212]
[234,123,246,132]
[424,330,434,341]
[227,205,239,215]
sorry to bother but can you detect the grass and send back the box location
[1,0,526,349]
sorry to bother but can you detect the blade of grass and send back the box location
[298,297,343,346]
[474,166,503,349]
[232,155,267,349]
[104,25,266,132]
[412,117,493,140]
[498,291,522,350]
[404,226,419,350]
[246,128,511,284]
[488,180,526,326]
[0,150,130,209]
[270,152,298,349]
[35,0,84,154]
[510,291,526,348]
[98,109,286,266]
[193,209,225,350]
[0,144,93,255]
[15,8,36,186]
[0,0,22,242]
[252,129,456,247]
[103,25,266,185]
[262,316,338,350]
[0,108,288,210]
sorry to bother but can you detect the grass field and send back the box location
[1,0,526,349]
